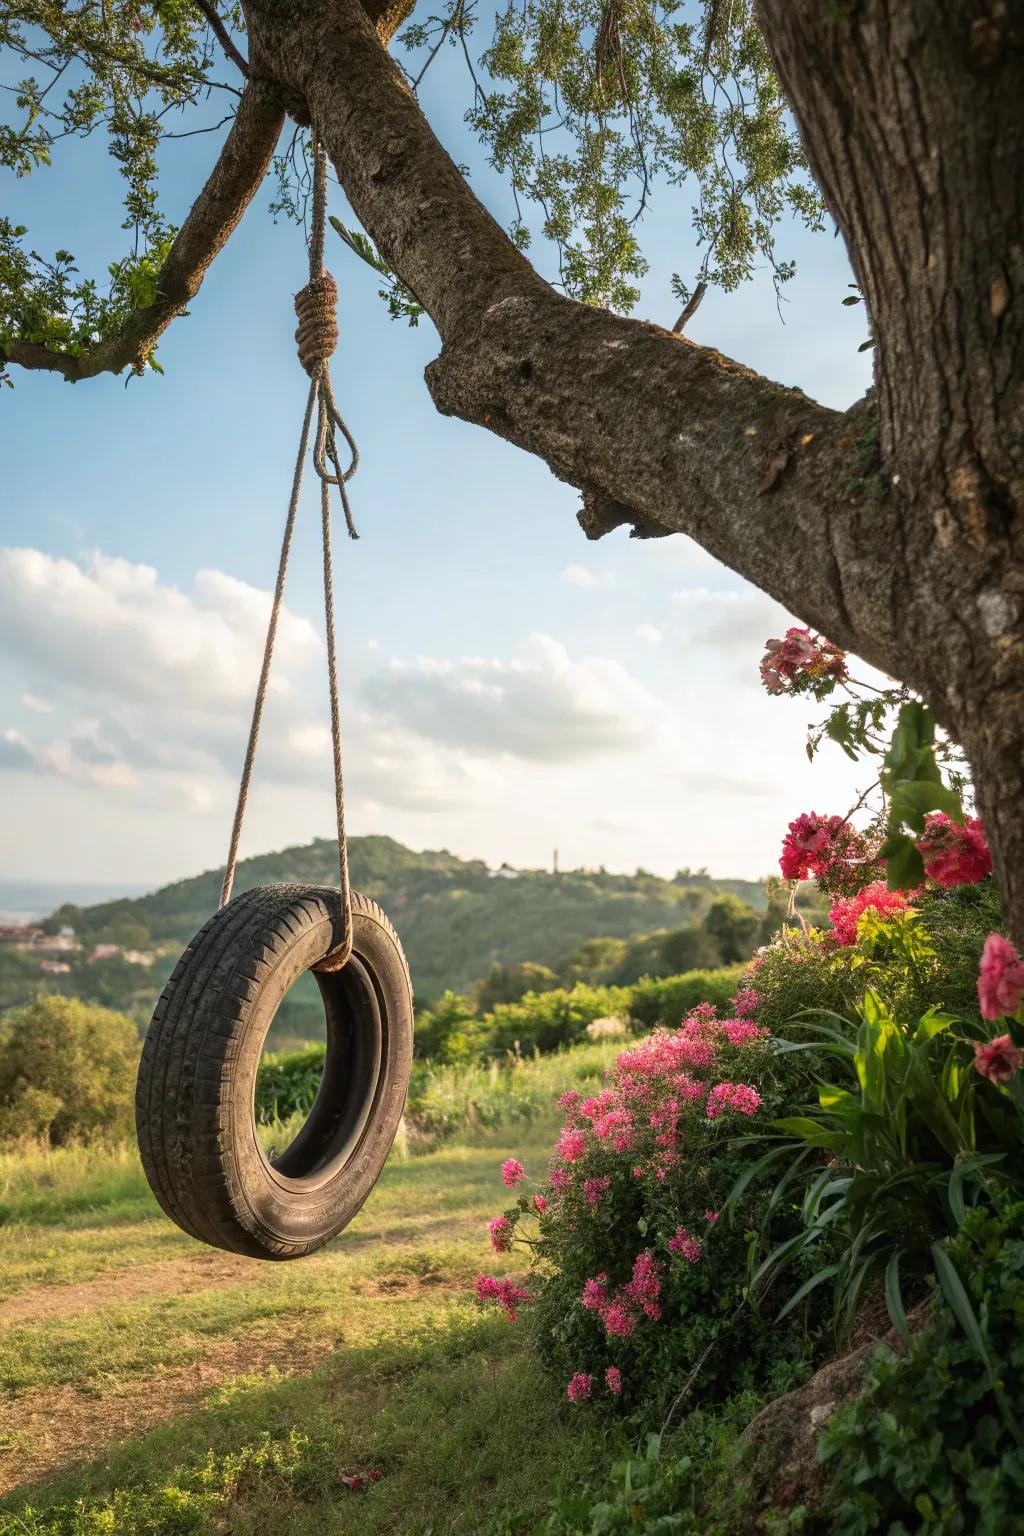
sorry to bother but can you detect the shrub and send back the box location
[413,990,480,1063]
[0,995,139,1145]
[628,967,746,1030]
[485,984,631,1057]
[481,997,825,1416]
[820,1201,1024,1535]
[255,1043,326,1124]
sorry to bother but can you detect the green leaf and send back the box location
[884,1250,910,1340]
[931,1241,992,1372]
[776,1263,841,1321]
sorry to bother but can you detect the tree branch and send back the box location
[194,0,250,77]
[1,79,284,382]
[244,0,897,670]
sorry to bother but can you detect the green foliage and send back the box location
[735,983,1023,1337]
[0,2,236,375]
[819,1202,1024,1535]
[703,895,762,964]
[0,996,139,1145]
[420,0,823,310]
[486,983,630,1056]
[253,1043,327,1126]
[879,701,966,891]
[628,966,746,1029]
[474,961,562,1012]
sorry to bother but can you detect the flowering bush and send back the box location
[760,627,848,697]
[476,995,826,1414]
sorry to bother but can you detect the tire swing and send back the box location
[135,138,413,1261]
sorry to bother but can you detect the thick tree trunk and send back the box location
[759,0,1024,940]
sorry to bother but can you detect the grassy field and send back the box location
[0,1051,625,1535]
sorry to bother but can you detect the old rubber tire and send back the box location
[135,884,413,1260]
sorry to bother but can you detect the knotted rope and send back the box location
[219,135,358,971]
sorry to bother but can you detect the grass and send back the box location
[0,1064,625,1534]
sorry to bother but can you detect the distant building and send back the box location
[89,943,122,963]
[122,949,154,967]
[39,959,72,975]
[488,864,519,880]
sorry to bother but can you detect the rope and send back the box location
[219,135,358,971]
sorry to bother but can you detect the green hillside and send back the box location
[47,836,766,990]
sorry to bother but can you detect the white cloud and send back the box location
[367,634,667,763]
[563,564,597,587]
[20,693,52,714]
[636,623,663,645]
[0,548,321,708]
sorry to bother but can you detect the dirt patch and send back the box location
[0,1325,336,1497]
[0,1252,263,1331]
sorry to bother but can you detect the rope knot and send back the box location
[294,272,338,375]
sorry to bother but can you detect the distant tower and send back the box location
[553,848,560,875]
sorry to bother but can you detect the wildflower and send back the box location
[731,988,761,1018]
[605,1366,622,1394]
[829,882,914,946]
[602,1302,637,1337]
[566,1372,593,1403]
[558,1090,581,1117]
[549,1166,572,1193]
[720,1018,765,1046]
[583,1176,611,1207]
[557,1127,587,1163]
[760,627,847,696]
[705,1209,719,1223]
[581,1274,610,1311]
[500,1158,525,1188]
[475,1273,531,1322]
[973,1034,1023,1083]
[668,1227,703,1262]
[917,813,992,888]
[978,934,1024,1021]
[625,1251,662,1313]
[488,1216,513,1252]
[533,1193,547,1213]
[706,1082,762,1119]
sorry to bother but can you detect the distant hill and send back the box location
[39,835,769,1005]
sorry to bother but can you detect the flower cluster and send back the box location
[667,1227,703,1262]
[828,882,916,947]
[581,1250,664,1338]
[488,1216,513,1252]
[475,1273,532,1322]
[500,1157,525,1188]
[978,934,1024,1022]
[760,627,848,698]
[973,1036,1023,1083]
[917,814,992,888]
[780,812,876,893]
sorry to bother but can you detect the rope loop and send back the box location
[294,272,339,375]
[219,130,361,971]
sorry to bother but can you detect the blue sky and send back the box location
[1,30,877,893]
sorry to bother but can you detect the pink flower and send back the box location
[475,1273,531,1322]
[829,882,915,946]
[533,1194,547,1213]
[566,1372,593,1403]
[720,1019,766,1046]
[557,1127,587,1163]
[549,1166,572,1193]
[558,1090,581,1116]
[760,627,847,697]
[706,1082,762,1119]
[605,1366,622,1394]
[602,1302,637,1337]
[488,1216,513,1252]
[731,988,761,1019]
[917,814,992,888]
[705,1209,719,1223]
[581,1274,610,1311]
[500,1158,525,1188]
[978,934,1024,1021]
[668,1227,704,1262]
[583,1176,611,1207]
[973,1034,1023,1083]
